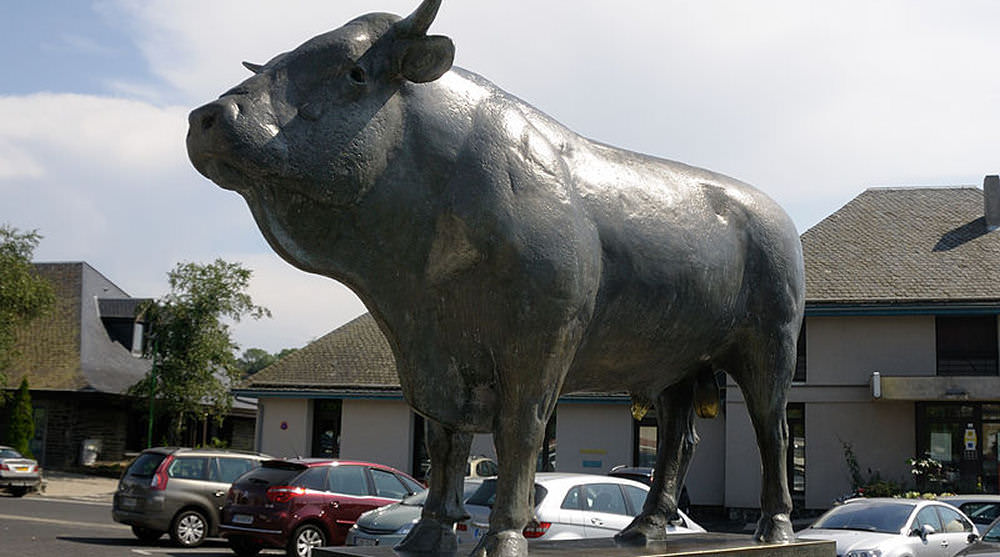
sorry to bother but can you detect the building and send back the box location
[238,179,1000,512]
[1,262,255,468]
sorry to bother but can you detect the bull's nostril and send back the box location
[201,112,216,131]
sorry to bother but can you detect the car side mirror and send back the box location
[969,533,980,544]
[912,524,935,540]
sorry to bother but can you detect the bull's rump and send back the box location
[562,148,803,395]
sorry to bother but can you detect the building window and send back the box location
[311,399,342,458]
[915,403,1000,493]
[936,316,998,376]
[787,403,805,507]
[793,322,806,383]
[537,411,557,472]
[412,413,429,481]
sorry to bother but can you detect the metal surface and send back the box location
[186,1,806,556]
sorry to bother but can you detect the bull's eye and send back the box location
[349,66,367,85]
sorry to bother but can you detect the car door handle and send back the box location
[590,518,603,526]
[214,491,226,497]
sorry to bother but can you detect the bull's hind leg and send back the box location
[616,376,699,545]
[729,325,798,543]
[396,420,472,554]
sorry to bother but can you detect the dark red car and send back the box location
[219,459,424,557]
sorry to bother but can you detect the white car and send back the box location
[800,498,979,557]
[0,445,41,497]
[458,472,704,543]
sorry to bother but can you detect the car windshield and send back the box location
[0,448,23,459]
[810,501,915,534]
[467,479,547,509]
[983,520,1000,542]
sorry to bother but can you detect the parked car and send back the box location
[459,473,704,544]
[0,445,41,497]
[112,447,270,547]
[219,458,424,557]
[940,496,1000,533]
[346,478,485,547]
[606,465,690,513]
[800,497,979,557]
[956,515,1000,556]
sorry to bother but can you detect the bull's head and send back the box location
[186,0,453,273]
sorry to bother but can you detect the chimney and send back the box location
[986,175,1000,231]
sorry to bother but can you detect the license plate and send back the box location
[354,537,378,546]
[120,497,137,510]
[14,466,29,472]
[232,514,254,525]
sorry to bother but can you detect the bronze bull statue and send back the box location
[186,1,805,555]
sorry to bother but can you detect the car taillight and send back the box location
[522,521,551,539]
[0,463,8,471]
[455,523,468,532]
[150,455,174,491]
[266,486,306,503]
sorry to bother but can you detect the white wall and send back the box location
[554,403,632,474]
[809,316,936,384]
[340,399,414,473]
[686,415,726,506]
[257,398,311,459]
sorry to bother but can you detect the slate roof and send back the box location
[5,262,151,393]
[802,186,1000,305]
[239,313,399,392]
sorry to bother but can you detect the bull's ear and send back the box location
[398,35,454,83]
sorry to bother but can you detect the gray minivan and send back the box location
[112,447,269,547]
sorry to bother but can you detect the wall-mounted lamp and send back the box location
[872,371,881,399]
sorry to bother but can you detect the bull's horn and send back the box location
[398,0,441,36]
[242,61,264,74]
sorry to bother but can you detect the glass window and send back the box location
[312,400,343,458]
[168,457,210,480]
[961,502,1000,527]
[583,484,628,516]
[399,474,424,494]
[126,453,166,478]
[476,460,498,477]
[811,501,915,533]
[623,485,648,515]
[936,505,973,533]
[936,316,998,376]
[915,506,943,533]
[793,322,806,382]
[293,467,330,491]
[787,403,806,506]
[371,468,408,499]
[328,465,368,496]
[215,458,257,484]
[561,486,583,510]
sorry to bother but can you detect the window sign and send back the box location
[931,432,952,461]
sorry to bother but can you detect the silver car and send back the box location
[346,479,482,547]
[800,497,979,557]
[112,447,269,547]
[460,473,704,543]
[0,445,41,497]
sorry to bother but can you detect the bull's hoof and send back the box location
[614,514,670,545]
[468,530,527,557]
[394,518,458,554]
[753,513,794,543]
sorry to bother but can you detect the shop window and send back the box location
[311,399,342,458]
[537,411,557,472]
[936,316,998,376]
[787,403,805,506]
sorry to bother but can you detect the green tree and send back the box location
[236,346,299,375]
[6,377,34,457]
[131,259,269,444]
[0,225,55,389]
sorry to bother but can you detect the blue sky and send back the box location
[2,1,999,353]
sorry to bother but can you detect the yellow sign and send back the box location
[965,427,978,451]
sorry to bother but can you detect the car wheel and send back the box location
[131,525,163,543]
[170,509,208,547]
[287,524,326,557]
[229,536,262,557]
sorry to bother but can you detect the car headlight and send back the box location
[396,519,419,536]
[846,550,882,557]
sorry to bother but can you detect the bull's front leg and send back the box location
[396,420,472,554]
[469,399,551,557]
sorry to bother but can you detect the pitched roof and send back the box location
[240,313,398,392]
[5,262,150,393]
[802,186,1000,304]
